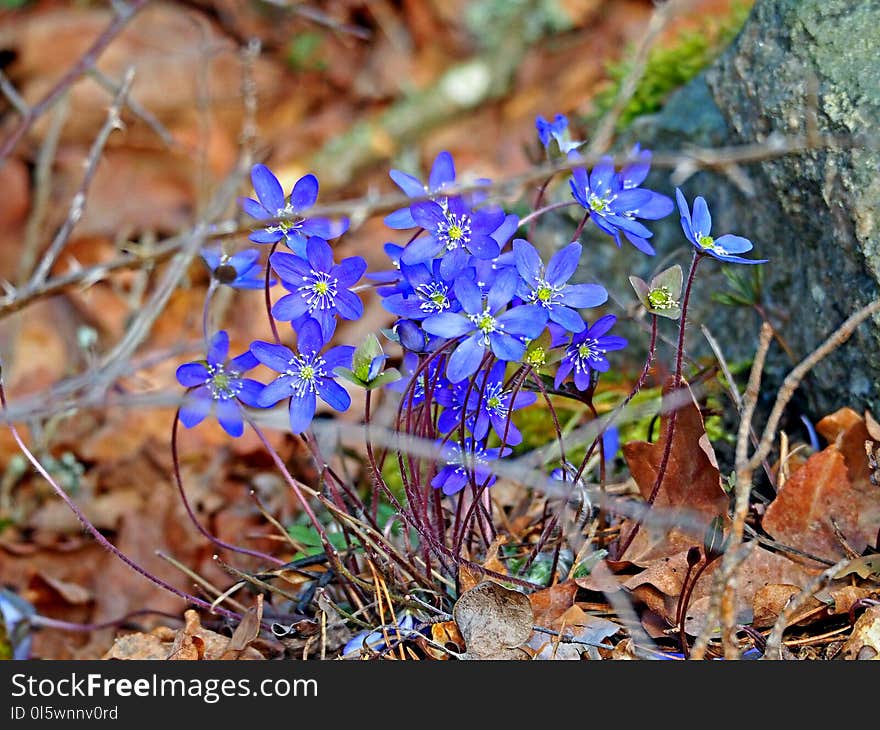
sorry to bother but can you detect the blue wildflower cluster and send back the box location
[175,112,765,501]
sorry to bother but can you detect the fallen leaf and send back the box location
[829,586,877,616]
[418,621,465,660]
[27,572,93,606]
[751,584,801,628]
[763,410,880,562]
[529,580,579,629]
[526,604,620,660]
[453,581,533,660]
[838,606,880,660]
[618,378,730,564]
[221,594,264,660]
[835,554,880,580]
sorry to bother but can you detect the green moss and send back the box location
[590,1,754,130]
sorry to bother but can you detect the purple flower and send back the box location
[536,113,579,154]
[675,189,767,265]
[431,438,509,496]
[176,330,264,438]
[269,237,367,345]
[400,197,509,275]
[569,151,673,255]
[422,270,548,383]
[200,247,269,290]
[512,239,608,333]
[251,320,354,435]
[554,315,628,391]
[436,361,536,446]
[239,164,348,256]
[380,257,465,321]
[384,151,459,230]
[387,352,450,408]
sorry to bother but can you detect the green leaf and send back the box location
[364,368,401,390]
[352,333,383,381]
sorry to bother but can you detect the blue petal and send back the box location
[548,305,586,333]
[486,268,519,312]
[428,151,456,191]
[454,277,484,315]
[674,188,690,222]
[229,350,258,373]
[180,390,212,428]
[587,314,617,339]
[272,293,310,322]
[384,207,418,229]
[258,377,293,407]
[467,234,500,260]
[176,362,208,387]
[512,238,542,285]
[322,345,355,371]
[251,164,285,212]
[290,174,319,212]
[423,313,472,338]
[306,236,334,273]
[488,332,526,362]
[297,318,324,355]
[692,196,712,237]
[390,169,426,198]
[622,231,656,255]
[239,197,268,220]
[270,251,310,282]
[400,235,443,266]
[714,234,753,254]
[589,158,615,194]
[334,288,363,320]
[249,229,283,244]
[332,256,367,287]
[250,340,296,372]
[216,399,244,437]
[200,248,222,271]
[237,379,264,408]
[228,248,261,273]
[317,378,351,412]
[635,191,674,220]
[546,241,581,285]
[496,304,547,338]
[491,214,520,247]
[207,330,229,367]
[447,335,485,382]
[410,200,446,231]
[560,283,608,309]
[288,391,317,434]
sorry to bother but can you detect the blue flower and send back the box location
[200,247,269,290]
[251,320,354,435]
[436,361,536,446]
[422,270,548,383]
[569,151,673,255]
[384,151,459,230]
[380,257,466,321]
[239,164,349,256]
[554,315,628,391]
[176,330,265,437]
[400,197,509,275]
[512,239,608,333]
[536,113,579,154]
[387,352,450,408]
[341,613,419,658]
[268,237,367,345]
[675,189,767,265]
[431,438,509,496]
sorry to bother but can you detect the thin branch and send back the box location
[0,69,29,116]
[0,0,150,163]
[27,68,135,288]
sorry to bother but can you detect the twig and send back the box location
[762,557,851,660]
[27,68,135,288]
[259,0,371,39]
[0,0,150,163]
[0,69,29,116]
[587,0,689,155]
[87,67,177,148]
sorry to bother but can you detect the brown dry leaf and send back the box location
[103,610,264,660]
[751,584,801,627]
[829,586,877,616]
[453,581,533,660]
[618,378,729,564]
[418,621,465,660]
[835,554,880,580]
[529,580,579,629]
[27,572,93,606]
[838,606,880,660]
[221,594,264,660]
[526,604,621,660]
[763,408,880,562]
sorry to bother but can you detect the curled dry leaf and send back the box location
[452,581,533,660]
[103,610,264,660]
[763,408,880,562]
[619,378,730,564]
[838,605,880,660]
[528,580,579,629]
[526,605,621,660]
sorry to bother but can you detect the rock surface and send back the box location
[621,0,880,418]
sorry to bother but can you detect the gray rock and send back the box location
[614,0,880,418]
